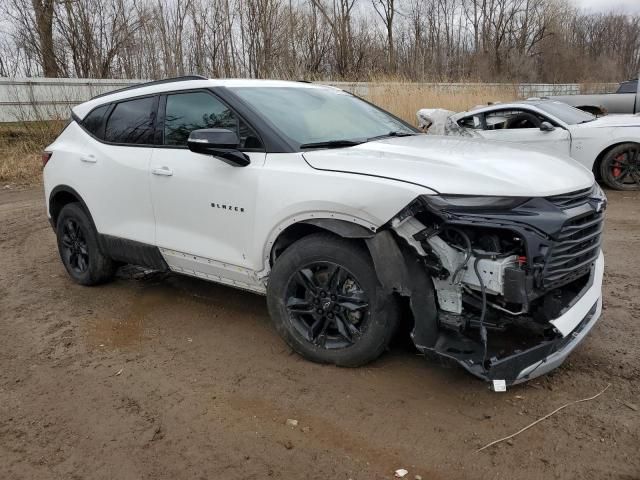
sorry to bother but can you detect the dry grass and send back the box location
[0,121,65,185]
[364,83,519,123]
[0,83,519,184]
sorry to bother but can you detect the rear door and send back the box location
[76,95,158,244]
[463,108,571,156]
[149,90,266,288]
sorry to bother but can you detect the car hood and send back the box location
[302,135,594,196]
[578,115,640,128]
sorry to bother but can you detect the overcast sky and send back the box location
[570,0,640,13]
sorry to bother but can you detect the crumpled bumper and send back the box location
[512,250,604,384]
[417,251,604,386]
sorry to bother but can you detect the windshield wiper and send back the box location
[299,139,364,149]
[366,131,418,142]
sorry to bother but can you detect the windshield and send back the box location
[229,86,416,147]
[536,101,595,125]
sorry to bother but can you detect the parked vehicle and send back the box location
[418,99,640,190]
[43,77,606,385]
[548,79,638,115]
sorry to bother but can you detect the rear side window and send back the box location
[105,96,156,145]
[82,104,110,139]
[163,91,263,149]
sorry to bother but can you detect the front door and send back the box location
[149,90,266,289]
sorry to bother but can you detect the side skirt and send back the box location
[159,247,266,295]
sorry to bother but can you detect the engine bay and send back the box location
[386,190,605,384]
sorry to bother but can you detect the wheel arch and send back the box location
[269,218,375,267]
[267,217,415,297]
[266,217,439,349]
[49,185,97,232]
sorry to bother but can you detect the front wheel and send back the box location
[267,233,398,367]
[600,143,640,190]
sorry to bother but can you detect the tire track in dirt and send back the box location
[1,185,639,480]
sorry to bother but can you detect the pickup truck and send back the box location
[548,79,638,115]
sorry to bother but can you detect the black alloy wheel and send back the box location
[267,233,399,367]
[601,143,640,190]
[61,218,90,274]
[285,262,370,349]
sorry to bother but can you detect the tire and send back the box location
[56,203,116,285]
[267,233,399,367]
[600,143,640,190]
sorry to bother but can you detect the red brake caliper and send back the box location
[612,154,624,177]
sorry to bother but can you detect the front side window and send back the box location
[105,97,156,144]
[228,86,415,147]
[483,109,545,130]
[163,91,262,149]
[458,114,483,129]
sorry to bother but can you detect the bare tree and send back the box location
[372,0,396,72]
[0,0,638,83]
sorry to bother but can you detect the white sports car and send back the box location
[417,100,640,190]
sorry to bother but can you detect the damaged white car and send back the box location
[418,100,640,190]
[44,78,605,386]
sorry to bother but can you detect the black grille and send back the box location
[547,186,594,209]
[543,209,604,287]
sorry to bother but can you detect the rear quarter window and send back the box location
[82,104,110,139]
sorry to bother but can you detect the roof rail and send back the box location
[90,75,209,100]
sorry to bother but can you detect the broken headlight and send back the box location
[423,195,530,212]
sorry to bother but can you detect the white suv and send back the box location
[43,76,606,385]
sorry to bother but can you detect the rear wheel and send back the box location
[600,143,640,190]
[56,203,116,285]
[267,233,398,367]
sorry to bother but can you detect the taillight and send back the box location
[42,151,53,168]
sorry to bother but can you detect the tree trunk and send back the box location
[31,0,58,76]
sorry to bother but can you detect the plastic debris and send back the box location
[285,418,298,427]
[395,469,408,477]
[492,379,507,392]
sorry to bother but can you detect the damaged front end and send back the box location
[387,185,606,385]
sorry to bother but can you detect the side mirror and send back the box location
[187,128,250,167]
[540,121,555,132]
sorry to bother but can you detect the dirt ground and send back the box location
[0,184,638,480]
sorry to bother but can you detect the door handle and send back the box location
[152,166,173,176]
[80,154,97,163]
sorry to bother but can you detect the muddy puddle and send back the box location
[85,265,267,349]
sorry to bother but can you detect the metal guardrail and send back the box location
[0,77,618,122]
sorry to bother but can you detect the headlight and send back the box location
[423,195,530,212]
